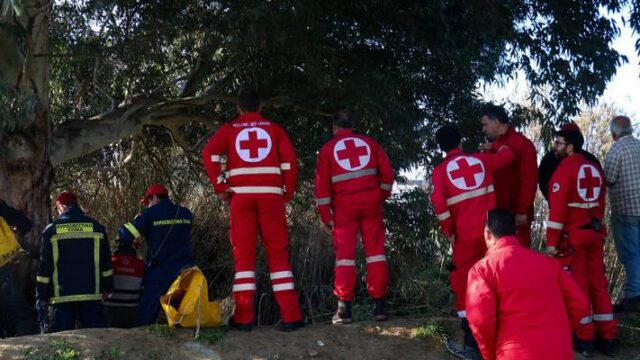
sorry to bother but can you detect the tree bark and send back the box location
[0,0,51,297]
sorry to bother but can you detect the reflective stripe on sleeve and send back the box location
[380,183,392,191]
[331,168,378,183]
[280,163,291,170]
[101,269,113,277]
[270,271,293,280]
[211,155,221,162]
[593,313,614,321]
[568,202,599,209]
[227,167,281,177]
[124,222,141,238]
[335,259,356,267]
[437,211,451,221]
[366,255,387,264]
[547,221,564,230]
[230,186,284,195]
[37,276,50,284]
[232,284,256,292]
[272,283,295,292]
[446,185,494,206]
[234,271,256,280]
[316,197,331,206]
[580,316,593,324]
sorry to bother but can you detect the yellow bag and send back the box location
[0,216,22,267]
[160,266,221,330]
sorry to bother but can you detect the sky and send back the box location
[403,10,640,182]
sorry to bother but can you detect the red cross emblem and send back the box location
[446,156,485,190]
[235,127,272,162]
[333,137,371,171]
[577,164,602,201]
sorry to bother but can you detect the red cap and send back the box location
[140,184,168,205]
[560,122,581,133]
[55,192,78,206]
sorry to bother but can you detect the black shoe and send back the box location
[332,300,353,324]
[573,338,595,357]
[373,298,389,322]
[278,320,305,332]
[597,338,617,357]
[445,339,482,360]
[228,316,253,332]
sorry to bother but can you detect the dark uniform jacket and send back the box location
[117,198,194,285]
[36,206,113,304]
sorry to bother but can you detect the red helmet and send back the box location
[140,184,168,205]
[55,191,78,206]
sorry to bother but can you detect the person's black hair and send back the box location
[238,88,260,112]
[480,104,510,124]
[115,241,137,256]
[486,209,516,238]
[333,109,353,129]
[555,130,584,151]
[435,125,462,152]
[157,194,169,200]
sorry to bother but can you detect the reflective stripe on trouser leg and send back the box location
[333,205,360,301]
[257,196,302,323]
[229,195,259,324]
[451,236,487,312]
[361,204,389,299]
[585,232,618,339]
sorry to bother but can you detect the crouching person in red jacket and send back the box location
[466,209,590,360]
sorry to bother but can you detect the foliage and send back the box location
[195,328,227,345]
[146,324,174,339]
[22,340,81,360]
[415,321,448,340]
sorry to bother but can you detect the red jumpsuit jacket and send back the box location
[466,236,590,360]
[201,112,298,200]
[546,153,606,247]
[491,127,538,215]
[431,146,514,240]
[315,129,394,223]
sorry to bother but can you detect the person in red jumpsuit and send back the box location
[315,110,394,324]
[546,129,618,356]
[479,104,538,247]
[467,209,590,360]
[430,125,514,356]
[202,88,304,332]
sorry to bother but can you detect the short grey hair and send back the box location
[610,115,633,137]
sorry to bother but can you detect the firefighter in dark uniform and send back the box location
[117,184,195,325]
[36,192,113,332]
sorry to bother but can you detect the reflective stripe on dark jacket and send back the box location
[36,206,113,304]
[117,198,194,285]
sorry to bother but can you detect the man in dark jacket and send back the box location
[538,122,602,201]
[36,192,113,332]
[117,184,195,325]
[0,199,37,336]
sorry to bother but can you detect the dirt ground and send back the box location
[0,316,638,360]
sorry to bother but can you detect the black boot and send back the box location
[228,316,253,332]
[373,298,389,321]
[597,337,617,357]
[573,337,595,357]
[332,300,353,324]
[460,319,481,359]
[278,320,305,332]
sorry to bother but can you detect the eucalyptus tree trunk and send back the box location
[0,0,52,295]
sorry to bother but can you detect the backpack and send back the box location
[0,216,22,267]
[160,266,221,335]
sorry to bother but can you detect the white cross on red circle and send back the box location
[577,164,602,201]
[333,137,371,171]
[446,156,486,190]
[235,127,272,162]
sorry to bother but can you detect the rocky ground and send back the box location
[0,315,638,359]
